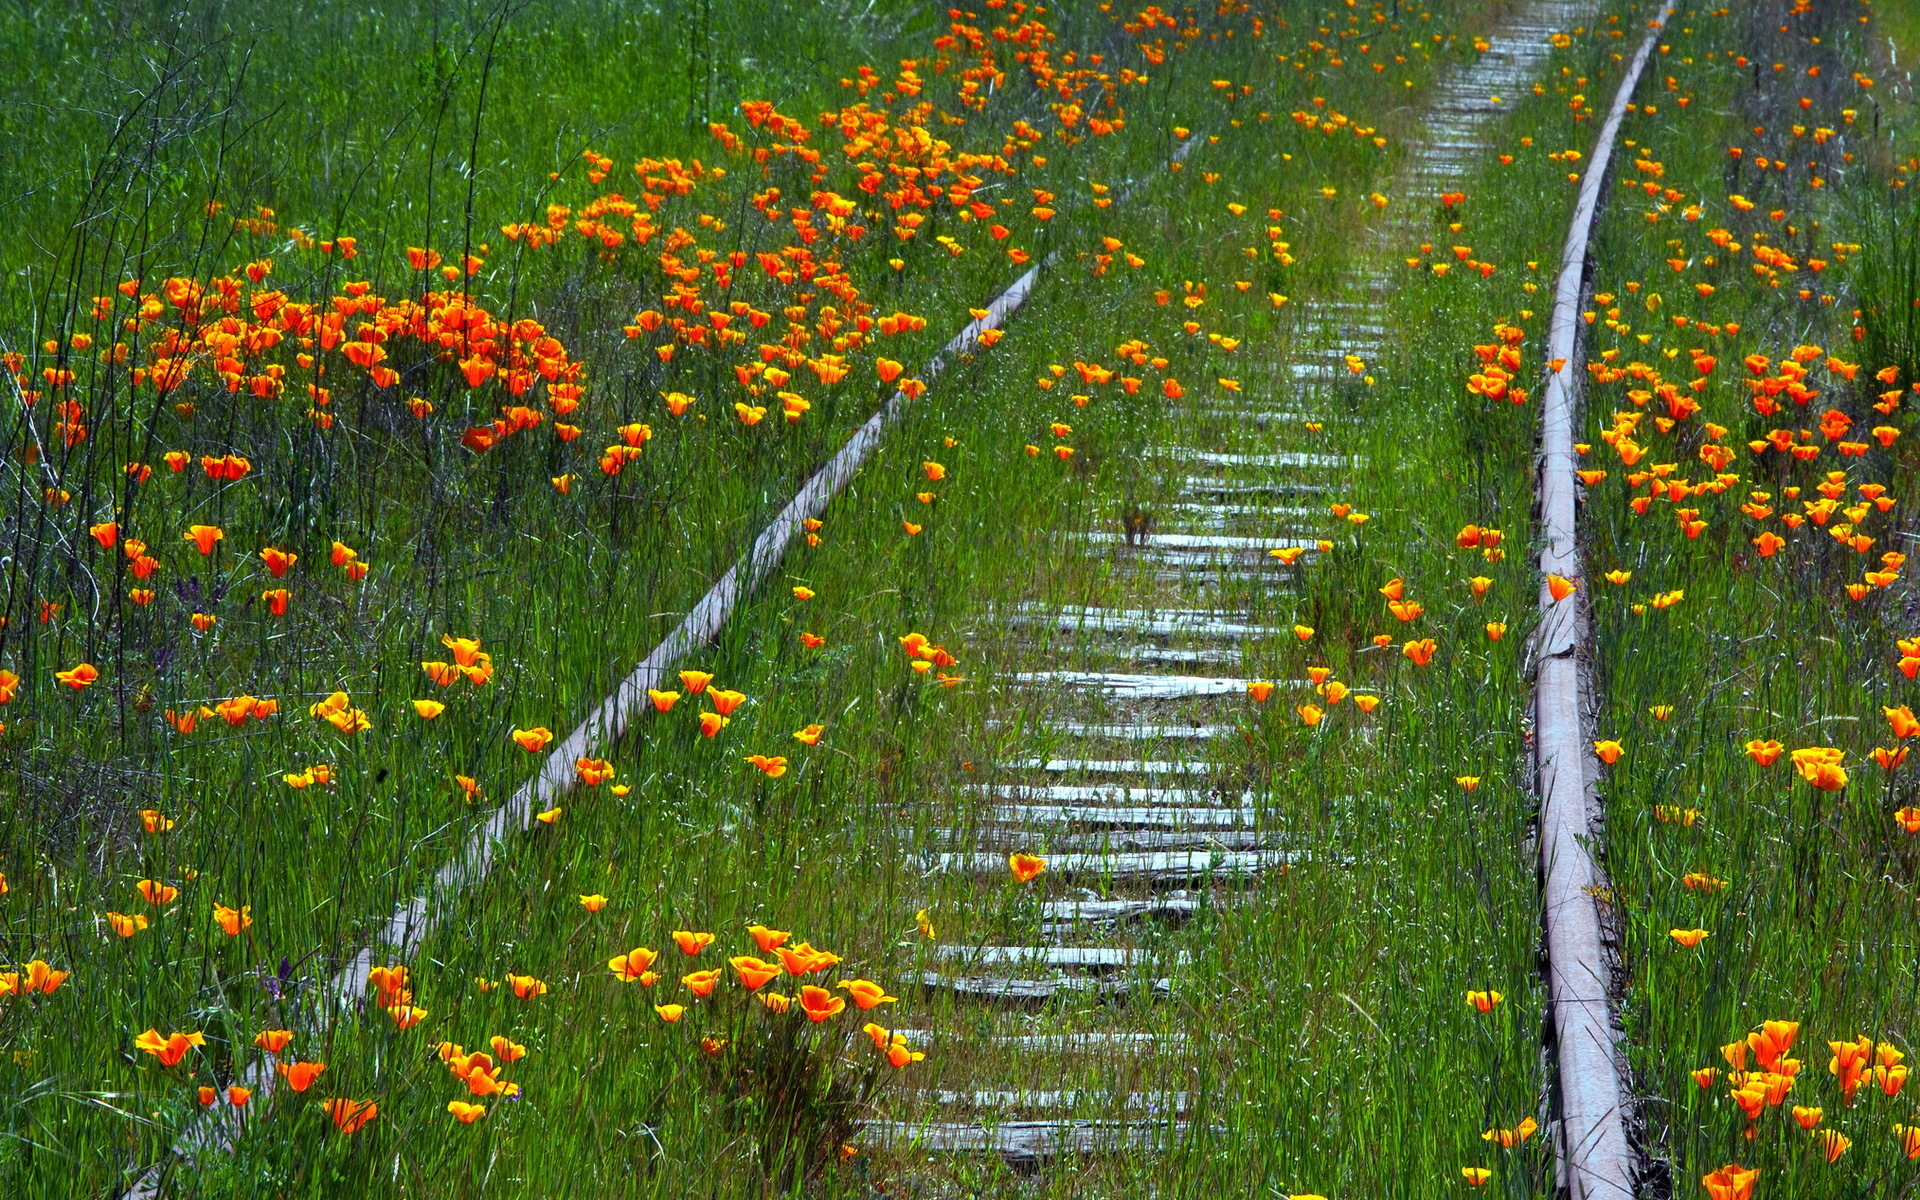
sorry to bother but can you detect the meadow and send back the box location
[0,0,1914,1197]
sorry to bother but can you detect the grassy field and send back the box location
[2,0,1912,1196]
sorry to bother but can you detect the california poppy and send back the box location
[323,1098,377,1135]
[799,985,846,1023]
[511,727,554,753]
[683,969,722,997]
[1009,853,1046,883]
[184,525,223,555]
[730,956,784,990]
[277,1060,326,1091]
[609,947,658,981]
[673,931,715,956]
[838,979,897,1009]
[213,904,251,936]
[134,1029,205,1067]
[54,664,98,690]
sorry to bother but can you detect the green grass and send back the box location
[0,0,1768,1195]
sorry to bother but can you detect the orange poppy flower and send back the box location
[511,726,553,753]
[673,931,715,956]
[730,956,784,991]
[799,985,846,1023]
[1009,853,1046,883]
[609,947,658,981]
[748,925,791,952]
[506,974,547,999]
[133,1029,205,1067]
[184,524,223,555]
[323,1098,378,1135]
[276,1060,326,1091]
[683,969,722,997]
[838,979,898,1010]
[54,663,98,690]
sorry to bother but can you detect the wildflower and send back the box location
[1457,777,1481,791]
[323,1099,378,1135]
[673,931,715,956]
[511,727,554,753]
[1790,746,1847,790]
[793,724,825,745]
[1744,739,1784,766]
[136,879,179,905]
[772,942,842,976]
[647,689,680,712]
[276,1061,326,1091]
[1402,638,1437,666]
[608,947,658,981]
[682,969,722,997]
[748,925,791,953]
[54,663,98,690]
[133,1029,204,1067]
[915,910,936,940]
[1593,740,1623,764]
[700,712,729,737]
[1009,853,1047,883]
[1669,929,1708,947]
[1481,1117,1538,1147]
[1486,622,1507,641]
[759,992,791,1014]
[1460,1168,1491,1186]
[1815,1130,1851,1163]
[799,985,846,1023]
[213,904,252,936]
[1792,1105,1822,1130]
[254,1030,293,1052]
[1701,1165,1756,1200]
[506,974,547,1000]
[729,956,784,990]
[184,525,223,555]
[1546,574,1577,601]
[1247,680,1276,702]
[448,1101,487,1123]
[1887,705,1920,739]
[1465,990,1503,1013]
[838,979,898,1010]
[654,1004,685,1022]
[888,1038,925,1068]
[679,670,713,694]
[792,586,815,601]
[106,912,149,938]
